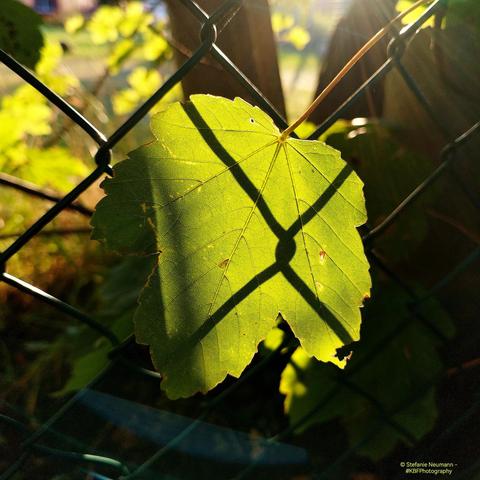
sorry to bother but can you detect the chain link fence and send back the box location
[1,0,479,478]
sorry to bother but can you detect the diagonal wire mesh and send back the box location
[0,0,479,478]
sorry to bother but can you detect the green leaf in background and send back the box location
[272,12,311,51]
[112,66,162,116]
[0,86,51,143]
[262,326,286,352]
[64,14,85,35]
[127,66,162,98]
[396,0,433,27]
[0,0,44,68]
[87,5,123,45]
[324,122,439,259]
[281,281,454,460]
[284,26,311,51]
[142,29,169,61]
[271,12,295,33]
[16,146,88,192]
[107,39,137,74]
[118,1,153,38]
[92,95,371,399]
[447,0,480,28]
[35,41,79,95]
[56,256,155,396]
[397,0,480,29]
[54,312,131,397]
[0,38,84,191]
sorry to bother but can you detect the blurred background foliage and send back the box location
[1,0,479,479]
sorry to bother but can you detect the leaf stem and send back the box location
[280,0,430,140]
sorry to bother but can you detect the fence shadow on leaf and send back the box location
[91,94,371,399]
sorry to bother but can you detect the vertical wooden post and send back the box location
[309,0,396,124]
[166,0,286,117]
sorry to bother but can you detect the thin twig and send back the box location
[427,208,480,245]
[149,23,222,70]
[0,227,91,241]
[447,357,480,377]
[0,172,93,217]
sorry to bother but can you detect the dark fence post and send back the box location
[166,0,286,117]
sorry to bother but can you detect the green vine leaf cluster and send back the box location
[92,94,371,399]
[65,1,174,117]
[0,40,86,192]
[271,12,311,51]
[56,256,155,397]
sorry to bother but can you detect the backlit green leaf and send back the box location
[35,40,79,95]
[92,95,371,399]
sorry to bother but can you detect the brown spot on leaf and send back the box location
[218,258,229,269]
